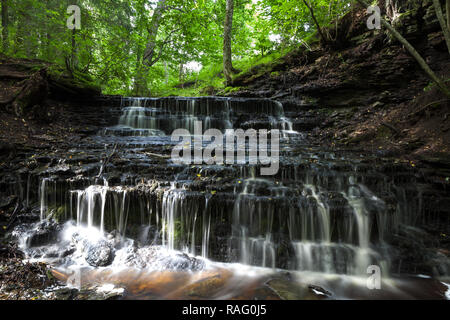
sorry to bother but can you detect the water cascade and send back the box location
[103,97,298,137]
[21,96,450,299]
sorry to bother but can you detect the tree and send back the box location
[447,0,450,30]
[301,0,328,45]
[143,0,167,67]
[223,0,235,86]
[432,0,450,55]
[1,0,8,52]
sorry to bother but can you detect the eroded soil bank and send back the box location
[229,1,450,166]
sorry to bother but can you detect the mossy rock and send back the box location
[222,86,242,94]
[54,205,68,222]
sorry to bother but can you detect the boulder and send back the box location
[84,239,114,267]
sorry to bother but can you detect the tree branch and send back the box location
[302,0,328,45]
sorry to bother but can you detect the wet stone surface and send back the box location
[1,96,449,299]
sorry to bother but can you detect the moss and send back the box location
[48,205,69,223]
[222,86,242,94]
[47,65,101,95]
[270,71,280,78]
[163,219,183,244]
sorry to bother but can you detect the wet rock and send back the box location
[265,278,331,300]
[45,164,74,177]
[59,246,76,258]
[184,272,230,298]
[117,246,205,271]
[34,155,52,164]
[51,285,124,300]
[84,239,114,267]
[0,195,17,210]
[13,212,40,225]
[388,225,447,275]
[12,219,61,247]
[171,253,205,271]
[308,284,332,297]
[52,287,79,300]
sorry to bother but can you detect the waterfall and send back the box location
[227,175,393,275]
[68,185,129,237]
[29,96,449,282]
[104,97,296,137]
[39,178,49,220]
[201,195,211,258]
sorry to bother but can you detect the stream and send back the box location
[10,97,450,299]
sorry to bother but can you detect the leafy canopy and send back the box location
[0,0,352,96]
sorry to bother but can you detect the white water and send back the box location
[106,97,297,137]
[25,97,450,299]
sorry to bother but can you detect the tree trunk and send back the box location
[164,61,169,85]
[1,0,8,52]
[45,0,55,61]
[447,0,450,30]
[433,0,450,55]
[134,47,144,96]
[356,0,450,97]
[302,0,328,45]
[71,29,78,71]
[223,0,235,86]
[179,63,184,85]
[143,0,166,67]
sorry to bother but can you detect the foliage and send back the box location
[0,0,353,96]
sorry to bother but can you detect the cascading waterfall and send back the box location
[68,185,129,236]
[273,101,294,133]
[107,97,235,136]
[104,97,295,137]
[28,96,450,286]
[36,170,417,276]
[39,178,49,220]
[228,172,396,275]
[231,178,277,268]
[201,195,211,258]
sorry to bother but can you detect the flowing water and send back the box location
[13,97,450,299]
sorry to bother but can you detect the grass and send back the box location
[151,46,293,97]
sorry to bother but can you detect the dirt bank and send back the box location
[229,2,450,167]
